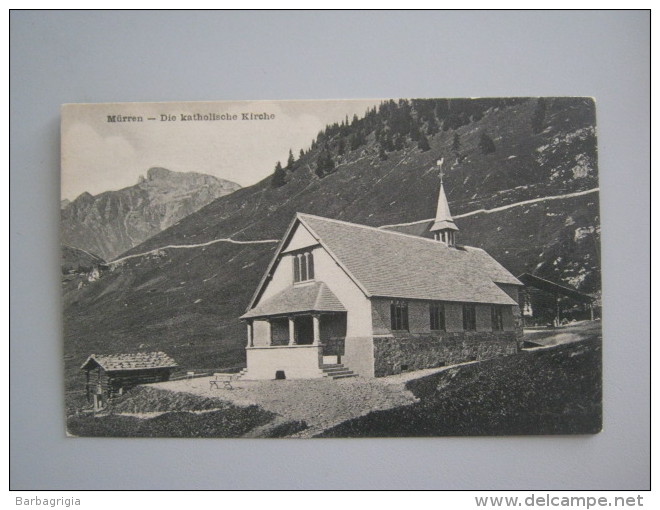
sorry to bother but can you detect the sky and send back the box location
[61,99,381,201]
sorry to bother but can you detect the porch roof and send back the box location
[240,282,346,319]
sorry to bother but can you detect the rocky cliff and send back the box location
[61,167,240,260]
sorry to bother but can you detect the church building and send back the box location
[239,171,523,379]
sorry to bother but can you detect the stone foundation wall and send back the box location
[373,331,519,377]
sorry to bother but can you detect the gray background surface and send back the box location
[10,10,650,489]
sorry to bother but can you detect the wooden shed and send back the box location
[81,352,178,407]
[517,273,597,326]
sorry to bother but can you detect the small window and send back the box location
[390,300,409,331]
[429,302,446,331]
[293,251,314,283]
[491,306,504,331]
[462,304,476,331]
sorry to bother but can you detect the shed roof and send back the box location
[80,352,178,372]
[241,282,345,319]
[518,273,594,303]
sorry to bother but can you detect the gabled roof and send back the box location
[245,213,521,313]
[80,352,178,372]
[297,214,519,305]
[241,282,345,319]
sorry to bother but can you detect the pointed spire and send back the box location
[429,159,458,245]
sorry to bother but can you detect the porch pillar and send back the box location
[246,321,253,348]
[312,314,321,345]
[265,319,272,346]
[288,316,296,345]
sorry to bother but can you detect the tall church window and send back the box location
[462,304,476,331]
[293,251,314,283]
[491,306,504,331]
[390,300,409,331]
[429,302,446,331]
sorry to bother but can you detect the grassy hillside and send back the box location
[318,336,602,437]
[67,386,307,438]
[61,245,105,274]
[120,98,597,255]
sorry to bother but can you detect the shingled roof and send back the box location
[241,282,345,319]
[245,213,521,314]
[296,214,519,305]
[80,352,178,372]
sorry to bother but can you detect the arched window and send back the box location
[293,251,315,283]
[305,252,314,280]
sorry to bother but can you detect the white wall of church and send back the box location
[312,247,372,337]
[258,254,293,302]
[253,223,373,338]
[281,222,318,253]
[258,224,317,303]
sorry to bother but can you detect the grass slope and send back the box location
[121,98,597,256]
[66,386,307,438]
[317,338,602,437]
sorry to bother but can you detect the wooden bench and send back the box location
[209,373,237,390]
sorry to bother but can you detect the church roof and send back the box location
[297,214,519,305]
[244,214,521,314]
[241,281,346,319]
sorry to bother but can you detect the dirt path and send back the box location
[151,375,425,437]
[523,320,602,347]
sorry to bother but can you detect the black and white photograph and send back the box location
[61,97,602,438]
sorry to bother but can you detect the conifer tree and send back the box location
[393,134,404,151]
[479,132,496,154]
[532,97,547,134]
[315,150,335,178]
[271,161,286,187]
[426,116,439,136]
[381,130,394,152]
[452,133,461,152]
[286,149,295,170]
[418,133,431,152]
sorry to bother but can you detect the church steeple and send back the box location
[429,159,459,246]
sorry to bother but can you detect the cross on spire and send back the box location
[436,158,444,184]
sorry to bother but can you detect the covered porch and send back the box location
[240,282,347,379]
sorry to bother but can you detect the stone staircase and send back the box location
[321,363,358,379]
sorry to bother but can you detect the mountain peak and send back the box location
[147,167,173,180]
[62,168,241,260]
[74,191,94,204]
